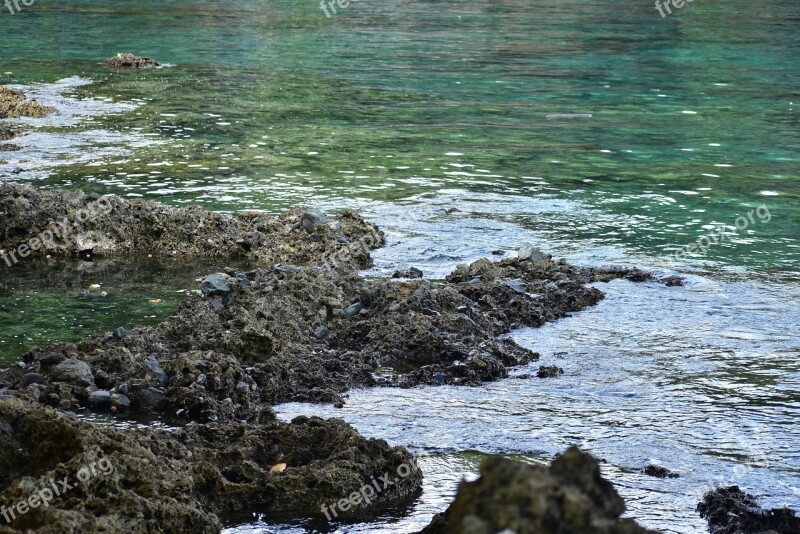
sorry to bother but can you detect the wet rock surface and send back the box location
[0,398,420,532]
[697,486,800,534]
[104,53,161,69]
[0,251,671,422]
[420,447,655,534]
[642,465,679,478]
[0,183,383,266]
[0,86,55,119]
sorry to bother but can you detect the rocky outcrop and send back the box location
[0,398,421,532]
[0,183,383,266]
[697,486,800,534]
[104,53,160,69]
[0,86,55,119]
[420,447,655,534]
[0,251,673,422]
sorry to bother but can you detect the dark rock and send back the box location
[210,299,225,312]
[643,465,679,478]
[50,359,94,386]
[537,365,565,378]
[201,274,231,298]
[86,192,101,202]
[491,250,505,256]
[505,278,527,293]
[105,53,160,69]
[88,390,112,408]
[301,208,328,233]
[18,373,45,388]
[95,369,114,389]
[135,387,167,413]
[39,352,66,367]
[420,447,655,533]
[697,486,800,534]
[110,393,131,409]
[392,267,424,279]
[344,302,362,318]
[144,357,170,387]
[114,326,130,339]
[313,326,329,340]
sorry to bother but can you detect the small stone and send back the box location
[313,326,329,340]
[86,192,101,202]
[344,302,362,319]
[643,465,679,478]
[210,299,224,312]
[200,273,231,298]
[518,243,548,263]
[196,374,207,386]
[114,327,130,339]
[18,373,46,388]
[144,357,170,387]
[537,365,564,379]
[88,390,112,408]
[505,279,528,293]
[95,369,114,389]
[235,381,250,394]
[51,359,94,386]
[301,208,328,233]
[392,267,423,279]
[270,463,287,474]
[39,352,66,367]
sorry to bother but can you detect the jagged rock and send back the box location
[537,365,564,378]
[697,486,800,534]
[420,447,655,534]
[642,465,679,478]
[0,86,55,119]
[50,359,94,386]
[200,274,231,298]
[104,53,160,69]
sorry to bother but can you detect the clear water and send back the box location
[1,1,799,532]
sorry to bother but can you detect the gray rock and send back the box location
[196,374,207,386]
[344,302,362,319]
[200,273,231,298]
[301,208,328,233]
[88,390,112,407]
[505,279,528,294]
[313,326,329,340]
[114,327,130,339]
[210,299,225,312]
[144,357,170,387]
[110,393,131,409]
[235,381,250,395]
[518,243,548,263]
[51,359,94,386]
[392,267,423,279]
[39,352,66,367]
[18,373,46,388]
[95,369,114,389]
[135,387,167,413]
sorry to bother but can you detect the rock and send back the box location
[642,465,679,478]
[344,302,362,319]
[537,365,564,378]
[200,274,231,298]
[39,352,66,367]
[196,374,207,386]
[114,326,130,339]
[392,267,424,279]
[110,393,131,409]
[301,208,328,233]
[18,373,45,388]
[210,299,225,312]
[94,369,114,389]
[135,387,167,413]
[313,326,329,340]
[0,85,55,119]
[50,359,94,386]
[421,447,655,533]
[505,278,527,293]
[235,381,250,395]
[518,243,548,263]
[697,486,800,534]
[144,357,170,387]
[88,390,112,408]
[86,192,101,202]
[105,53,160,69]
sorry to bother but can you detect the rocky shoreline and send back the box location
[0,182,793,533]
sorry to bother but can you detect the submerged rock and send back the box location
[537,365,564,378]
[0,86,55,119]
[697,486,800,534]
[0,398,421,532]
[105,53,161,69]
[420,447,655,533]
[642,465,679,478]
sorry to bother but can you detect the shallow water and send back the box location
[1,0,799,532]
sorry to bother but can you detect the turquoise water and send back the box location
[1,1,799,532]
